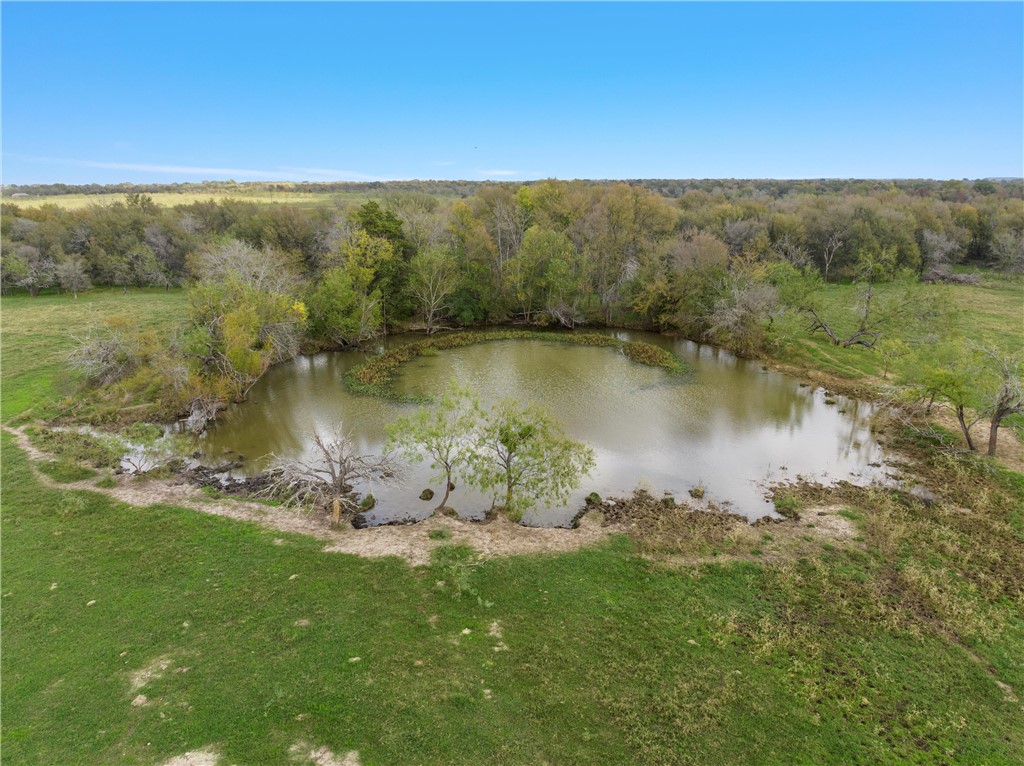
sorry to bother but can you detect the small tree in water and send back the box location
[385,381,481,511]
[469,399,595,522]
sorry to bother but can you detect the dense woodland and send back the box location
[3,179,1022,441]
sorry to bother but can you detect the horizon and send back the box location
[4,175,1023,190]
[3,2,1022,185]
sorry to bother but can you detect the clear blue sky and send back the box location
[2,2,1022,184]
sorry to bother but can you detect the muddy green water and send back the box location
[196,331,886,526]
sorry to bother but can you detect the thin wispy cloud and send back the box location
[55,158,297,180]
[15,156,386,182]
[278,166,386,182]
[432,161,456,167]
[477,169,520,177]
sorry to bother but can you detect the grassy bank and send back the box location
[2,284,1023,764]
[3,430,1023,765]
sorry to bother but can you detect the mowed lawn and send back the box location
[2,287,1023,765]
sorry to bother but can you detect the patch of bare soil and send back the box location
[159,748,220,766]
[289,741,362,766]
[927,408,1024,472]
[760,357,881,402]
[323,511,609,567]
[130,655,173,693]
[6,425,51,462]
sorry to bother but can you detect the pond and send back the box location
[195,330,886,526]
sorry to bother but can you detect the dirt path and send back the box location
[4,425,611,566]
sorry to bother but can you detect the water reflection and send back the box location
[197,331,886,526]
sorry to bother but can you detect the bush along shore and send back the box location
[345,329,690,402]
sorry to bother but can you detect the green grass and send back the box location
[3,433,1023,764]
[35,459,97,483]
[772,273,1024,382]
[0,288,187,420]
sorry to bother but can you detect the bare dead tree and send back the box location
[801,283,940,350]
[802,285,881,348]
[262,426,401,525]
[67,323,144,385]
[409,247,459,334]
[546,301,587,329]
[722,219,760,256]
[771,234,809,268]
[188,239,301,295]
[920,229,959,280]
[706,279,780,357]
[991,230,1024,274]
[822,233,843,283]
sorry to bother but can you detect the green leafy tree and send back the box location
[336,230,395,293]
[385,381,481,510]
[11,244,56,296]
[186,277,307,401]
[469,399,595,521]
[353,201,416,320]
[907,344,983,451]
[0,241,29,294]
[305,267,383,348]
[505,225,582,325]
[974,346,1023,457]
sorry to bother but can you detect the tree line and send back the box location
[4,179,1022,309]
[4,176,1022,201]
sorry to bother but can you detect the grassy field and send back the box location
[0,288,187,420]
[772,273,1024,382]
[2,286,1023,764]
[2,190,381,210]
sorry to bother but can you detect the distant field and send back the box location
[2,190,389,210]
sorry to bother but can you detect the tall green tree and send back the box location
[305,266,383,348]
[354,201,416,320]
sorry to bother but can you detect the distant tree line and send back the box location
[3,176,1021,201]
[4,178,1021,309]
